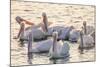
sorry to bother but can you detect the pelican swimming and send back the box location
[14,13,53,42]
[82,21,95,43]
[48,31,70,59]
[42,12,74,40]
[41,12,66,36]
[78,31,94,54]
[78,21,95,53]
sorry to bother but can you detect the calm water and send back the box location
[11,0,95,66]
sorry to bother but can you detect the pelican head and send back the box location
[15,16,23,24]
[42,12,47,17]
[42,12,48,32]
[52,31,58,40]
[42,12,47,23]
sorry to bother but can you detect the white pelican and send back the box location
[78,31,94,54]
[48,31,70,59]
[78,21,95,54]
[42,12,73,40]
[15,16,47,42]
[41,12,65,36]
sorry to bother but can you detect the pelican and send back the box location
[78,31,94,54]
[48,31,70,59]
[14,13,53,42]
[41,12,65,36]
[82,21,95,43]
[15,16,48,42]
[79,21,95,53]
[42,12,74,40]
[78,21,95,53]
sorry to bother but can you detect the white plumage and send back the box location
[30,39,53,52]
[78,21,95,49]
[79,34,94,47]
[20,25,46,40]
[48,32,70,59]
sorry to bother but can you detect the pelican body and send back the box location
[48,32,70,59]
